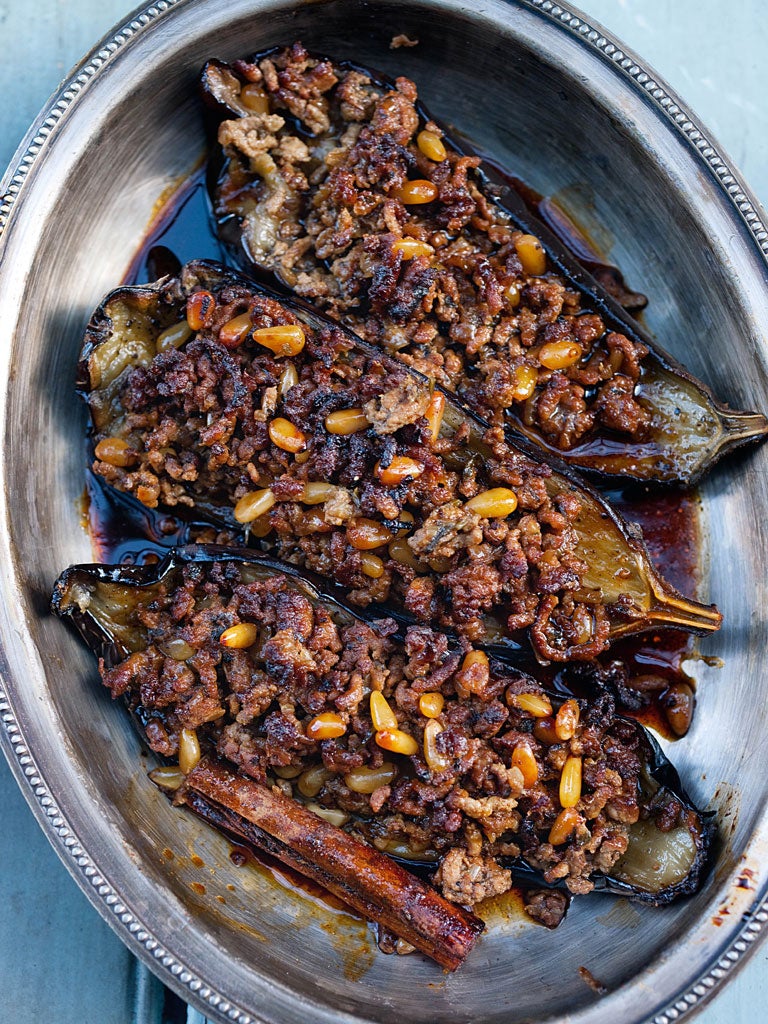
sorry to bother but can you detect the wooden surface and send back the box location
[1,1,766,1021]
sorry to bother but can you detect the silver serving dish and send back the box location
[1,2,767,1022]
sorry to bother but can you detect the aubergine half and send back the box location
[200,44,767,486]
[80,259,720,664]
[51,547,713,908]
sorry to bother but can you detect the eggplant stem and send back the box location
[609,582,722,639]
[715,409,768,451]
[645,594,722,632]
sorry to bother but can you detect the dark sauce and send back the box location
[86,166,702,741]
[506,175,648,313]
[124,166,225,286]
[595,488,699,739]
[85,467,241,565]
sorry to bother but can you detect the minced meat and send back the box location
[211,42,652,450]
[91,268,617,661]
[98,558,661,902]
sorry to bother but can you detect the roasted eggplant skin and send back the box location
[52,544,382,665]
[200,50,767,486]
[507,724,714,907]
[78,258,721,663]
[51,546,713,906]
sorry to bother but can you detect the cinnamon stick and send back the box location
[182,757,484,970]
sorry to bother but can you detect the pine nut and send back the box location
[462,650,489,671]
[465,487,519,518]
[416,129,447,162]
[306,712,346,740]
[388,537,421,568]
[148,766,185,791]
[503,282,521,308]
[252,324,306,357]
[233,488,276,524]
[663,682,695,738]
[370,691,398,731]
[157,638,195,661]
[249,514,273,538]
[533,716,559,745]
[240,84,270,112]
[268,417,307,453]
[555,699,580,741]
[178,728,201,775]
[397,179,439,204]
[515,234,547,276]
[375,456,425,486]
[424,391,445,442]
[423,719,450,772]
[301,482,338,504]
[511,364,538,401]
[218,312,252,348]
[156,320,192,353]
[511,744,539,788]
[220,622,258,648]
[299,510,333,534]
[297,765,331,798]
[361,553,385,578]
[186,290,215,331]
[344,763,396,794]
[460,650,490,693]
[347,518,394,550]
[94,437,134,467]
[392,238,434,259]
[306,803,350,827]
[511,692,553,718]
[419,692,444,718]
[539,341,582,370]
[559,756,582,808]
[375,729,419,756]
[324,408,370,434]
[548,807,579,845]
[279,362,298,395]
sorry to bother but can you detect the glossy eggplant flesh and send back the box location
[80,258,720,663]
[201,45,767,486]
[51,548,712,905]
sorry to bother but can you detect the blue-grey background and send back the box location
[1,1,765,1021]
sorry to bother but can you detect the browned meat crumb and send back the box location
[578,966,608,995]
[362,377,430,435]
[523,888,570,929]
[390,34,419,49]
[436,848,512,904]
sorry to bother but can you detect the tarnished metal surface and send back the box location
[0,2,767,1023]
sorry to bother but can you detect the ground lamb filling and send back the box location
[100,560,673,907]
[92,273,620,661]
[212,42,653,450]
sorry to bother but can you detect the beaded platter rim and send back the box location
[1,1,767,1022]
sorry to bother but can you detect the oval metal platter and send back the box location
[1,2,767,1023]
